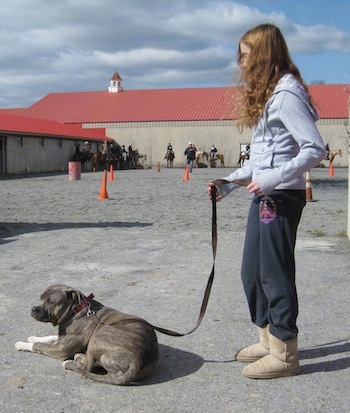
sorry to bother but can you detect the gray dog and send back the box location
[15,284,159,385]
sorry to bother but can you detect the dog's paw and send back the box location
[27,336,40,343]
[28,335,58,344]
[15,341,34,352]
[63,360,75,370]
[73,353,86,365]
[63,359,83,374]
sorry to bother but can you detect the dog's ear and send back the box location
[65,288,82,305]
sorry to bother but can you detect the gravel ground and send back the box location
[1,166,349,413]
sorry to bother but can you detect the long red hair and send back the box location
[235,24,308,129]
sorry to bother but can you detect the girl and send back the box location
[208,24,326,379]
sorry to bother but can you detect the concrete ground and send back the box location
[1,166,349,413]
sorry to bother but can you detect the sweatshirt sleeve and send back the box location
[256,91,327,195]
[214,163,252,198]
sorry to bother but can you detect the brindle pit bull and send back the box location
[15,284,159,385]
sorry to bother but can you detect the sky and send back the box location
[0,0,349,108]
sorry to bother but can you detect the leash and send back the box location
[83,181,249,335]
[113,185,218,337]
[148,185,217,336]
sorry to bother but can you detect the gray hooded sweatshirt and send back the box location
[217,74,327,197]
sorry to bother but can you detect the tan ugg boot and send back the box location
[235,325,270,362]
[242,334,301,379]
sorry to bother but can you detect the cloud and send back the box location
[286,24,350,53]
[0,0,349,108]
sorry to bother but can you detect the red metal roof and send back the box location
[0,112,111,142]
[308,84,349,119]
[21,87,237,124]
[16,84,350,125]
[0,108,26,115]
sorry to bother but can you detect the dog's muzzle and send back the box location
[31,306,49,321]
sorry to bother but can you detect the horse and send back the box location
[92,151,108,171]
[80,151,93,171]
[164,150,175,168]
[214,153,225,167]
[195,151,209,165]
[71,149,93,170]
[129,149,142,169]
[237,151,249,167]
[328,149,342,164]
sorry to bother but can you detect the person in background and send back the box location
[167,142,174,155]
[106,144,115,170]
[210,145,218,161]
[184,142,196,172]
[207,23,326,379]
[325,143,330,160]
[101,141,108,155]
[210,145,218,167]
[245,144,251,160]
[121,145,128,164]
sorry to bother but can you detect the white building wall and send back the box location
[93,120,252,168]
[84,118,348,169]
[316,120,349,167]
[2,118,348,174]
[4,136,100,174]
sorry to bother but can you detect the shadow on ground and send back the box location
[135,344,204,385]
[299,339,350,375]
[0,221,153,243]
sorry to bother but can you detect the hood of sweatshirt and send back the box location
[273,73,319,122]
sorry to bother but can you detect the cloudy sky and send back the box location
[1,0,349,108]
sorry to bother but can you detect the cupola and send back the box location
[108,70,123,92]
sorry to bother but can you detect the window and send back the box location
[39,138,44,148]
[57,139,62,148]
[17,136,23,147]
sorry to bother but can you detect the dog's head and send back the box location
[31,284,83,326]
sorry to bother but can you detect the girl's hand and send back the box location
[247,181,265,196]
[207,183,222,202]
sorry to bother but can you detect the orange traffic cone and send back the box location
[98,170,109,200]
[329,162,334,177]
[109,164,115,181]
[306,170,317,202]
[182,164,190,181]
